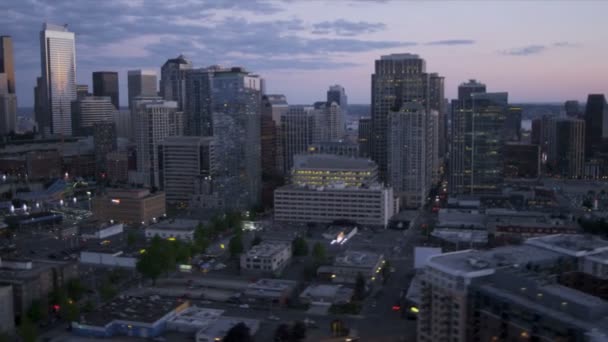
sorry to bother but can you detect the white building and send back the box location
[240,241,292,274]
[158,136,215,205]
[145,219,199,242]
[274,183,395,227]
[79,250,137,268]
[317,250,385,284]
[291,154,378,187]
[71,96,117,136]
[80,223,124,240]
[132,97,183,187]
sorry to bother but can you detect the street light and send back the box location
[59,199,64,206]
[73,197,77,204]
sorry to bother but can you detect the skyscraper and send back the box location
[93,71,119,109]
[313,101,344,142]
[358,118,372,158]
[564,100,580,117]
[93,121,117,177]
[429,73,446,160]
[76,84,89,100]
[127,70,157,110]
[70,96,117,136]
[261,94,288,178]
[34,76,44,133]
[183,67,214,136]
[281,106,316,175]
[371,53,429,181]
[40,23,76,136]
[0,36,16,94]
[547,117,585,178]
[584,94,608,158]
[133,98,183,187]
[327,84,348,114]
[160,55,192,110]
[0,87,16,135]
[388,102,428,208]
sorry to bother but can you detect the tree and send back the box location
[274,323,291,342]
[292,237,309,257]
[582,199,593,210]
[312,242,326,264]
[381,260,391,283]
[99,280,117,301]
[66,278,86,301]
[18,316,37,342]
[26,299,46,323]
[354,273,366,300]
[64,301,80,322]
[194,224,210,253]
[290,321,307,341]
[229,235,244,258]
[127,230,137,247]
[136,247,164,284]
[252,235,262,246]
[223,322,253,342]
[0,331,10,342]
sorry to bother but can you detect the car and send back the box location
[267,315,280,321]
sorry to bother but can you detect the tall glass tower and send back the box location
[40,23,76,136]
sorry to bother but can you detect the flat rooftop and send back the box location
[244,242,289,258]
[167,306,224,327]
[79,295,184,326]
[0,259,74,282]
[196,317,260,340]
[147,219,199,231]
[334,250,383,268]
[293,154,376,171]
[526,234,608,256]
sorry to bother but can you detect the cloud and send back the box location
[426,39,475,46]
[500,42,581,56]
[312,19,386,36]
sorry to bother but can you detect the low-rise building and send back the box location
[79,248,138,268]
[166,306,225,333]
[317,250,385,284]
[299,284,354,305]
[92,188,165,225]
[0,285,14,334]
[80,222,124,240]
[195,316,260,342]
[240,242,292,274]
[274,183,395,228]
[72,295,190,338]
[242,278,297,306]
[145,219,199,242]
[291,154,378,187]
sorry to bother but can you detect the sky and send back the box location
[2,0,608,107]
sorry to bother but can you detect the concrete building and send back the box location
[291,154,378,187]
[70,96,117,136]
[242,278,297,306]
[327,84,348,114]
[127,70,157,110]
[92,71,119,109]
[565,100,580,117]
[79,249,137,268]
[504,142,540,178]
[93,121,117,176]
[160,55,192,110]
[132,98,183,187]
[317,250,385,284]
[105,151,128,183]
[92,188,166,225]
[280,105,316,175]
[240,241,292,274]
[112,109,131,140]
[274,183,395,227]
[0,285,14,334]
[307,141,359,158]
[145,219,199,242]
[158,136,215,205]
[0,36,16,94]
[195,316,260,342]
[418,234,608,342]
[39,23,76,136]
[388,102,429,208]
[80,222,124,240]
[584,94,608,159]
[0,91,16,136]
[547,117,585,178]
[299,284,354,305]
[261,94,288,178]
[358,117,372,158]
[0,38,16,135]
[313,101,344,142]
[76,84,89,99]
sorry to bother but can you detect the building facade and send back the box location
[92,71,119,109]
[358,118,372,158]
[0,36,16,136]
[261,94,288,178]
[127,70,157,110]
[71,96,117,136]
[92,188,166,225]
[547,117,585,178]
[280,105,316,175]
[327,84,347,114]
[160,55,192,110]
[584,94,608,159]
[291,154,378,187]
[503,143,540,178]
[240,242,292,274]
[93,121,117,176]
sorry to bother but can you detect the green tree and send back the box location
[223,322,253,342]
[312,242,327,264]
[83,300,94,313]
[226,211,243,233]
[64,302,80,322]
[381,260,391,284]
[354,273,366,300]
[136,248,164,284]
[99,280,117,301]
[194,224,210,253]
[127,230,137,247]
[26,299,45,323]
[292,237,309,257]
[18,316,37,342]
[252,235,262,246]
[229,235,244,258]
[66,278,86,301]
[582,199,593,210]
[0,331,10,342]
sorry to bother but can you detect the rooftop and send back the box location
[196,317,260,340]
[526,234,608,257]
[244,242,290,258]
[79,295,185,326]
[147,219,199,231]
[247,278,297,292]
[293,154,376,171]
[166,306,224,328]
[0,259,75,282]
[334,250,383,268]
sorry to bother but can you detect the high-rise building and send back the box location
[93,121,117,177]
[313,101,344,142]
[261,94,288,178]
[326,84,348,114]
[565,100,580,117]
[160,55,192,110]
[34,76,45,133]
[70,96,117,136]
[307,141,359,158]
[503,143,540,178]
[0,36,15,95]
[0,90,16,135]
[92,71,119,109]
[127,70,157,110]
[505,106,522,142]
[158,136,215,204]
[292,154,378,187]
[584,94,608,158]
[388,102,428,208]
[40,23,76,136]
[106,151,128,183]
[113,109,131,140]
[132,97,183,187]
[183,67,214,136]
[371,53,429,181]
[429,73,446,159]
[76,84,89,100]
[280,106,316,175]
[358,118,372,158]
[547,117,585,178]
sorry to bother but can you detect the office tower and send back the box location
[292,154,378,187]
[183,67,214,136]
[127,70,157,110]
[92,71,119,109]
[76,84,89,99]
[93,121,117,176]
[547,117,585,178]
[158,136,215,204]
[0,36,15,94]
[313,101,344,142]
[160,55,192,110]
[40,23,76,136]
[133,98,183,187]
[429,109,440,183]
[505,106,522,142]
[503,143,540,178]
[261,94,288,178]
[457,79,486,106]
[210,67,262,208]
[70,96,117,136]
[565,100,580,117]
[371,53,429,181]
[281,106,316,175]
[429,73,446,159]
[112,109,131,140]
[307,141,359,158]
[34,77,44,133]
[0,90,16,135]
[388,102,428,208]
[584,94,608,158]
[106,151,129,183]
[358,118,372,158]
[326,84,348,114]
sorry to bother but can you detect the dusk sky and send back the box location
[2,0,608,107]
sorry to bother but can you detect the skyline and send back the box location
[2,0,608,107]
